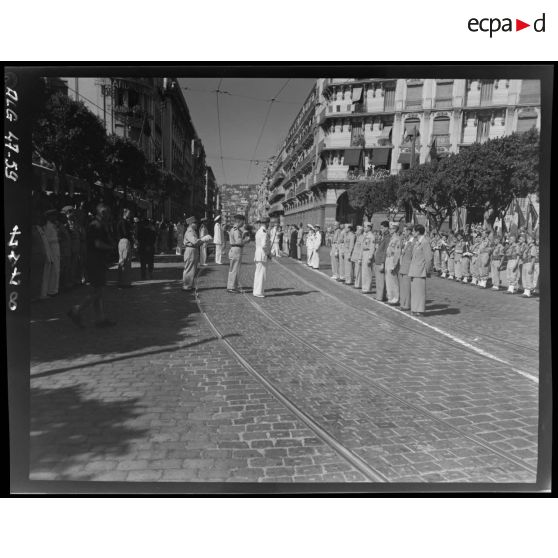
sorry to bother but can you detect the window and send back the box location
[519,80,541,104]
[384,87,395,111]
[336,105,341,112]
[517,110,538,132]
[406,84,423,109]
[432,116,450,147]
[480,80,494,106]
[476,117,490,143]
[435,81,453,108]
[404,118,420,137]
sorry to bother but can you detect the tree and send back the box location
[102,134,147,196]
[347,174,399,221]
[33,92,107,190]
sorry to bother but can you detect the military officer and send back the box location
[182,216,203,291]
[461,233,472,283]
[351,225,364,289]
[338,223,347,282]
[520,234,536,297]
[373,220,390,301]
[490,233,505,290]
[504,234,521,294]
[477,230,492,288]
[227,214,250,293]
[311,224,322,269]
[385,222,402,305]
[360,222,375,294]
[330,221,342,280]
[199,217,209,266]
[408,224,433,316]
[446,231,456,280]
[253,217,271,298]
[344,224,356,285]
[469,231,481,286]
[454,231,464,282]
[305,224,315,266]
[398,223,415,311]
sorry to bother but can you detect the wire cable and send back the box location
[215,78,227,185]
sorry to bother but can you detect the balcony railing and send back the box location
[434,98,453,109]
[314,168,371,184]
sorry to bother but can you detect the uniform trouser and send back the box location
[118,238,132,286]
[311,250,320,269]
[182,248,199,289]
[522,263,535,290]
[399,273,411,309]
[227,257,242,290]
[471,256,479,280]
[200,243,207,265]
[339,252,345,279]
[374,263,386,300]
[441,252,449,273]
[330,247,339,277]
[215,243,223,264]
[297,245,302,260]
[506,259,520,288]
[361,253,373,292]
[448,255,455,276]
[478,255,490,280]
[345,256,354,283]
[461,256,471,278]
[410,276,426,313]
[491,261,502,287]
[533,263,540,291]
[433,250,441,270]
[306,248,313,265]
[253,261,267,295]
[385,268,399,302]
[454,255,462,279]
[47,250,60,295]
[353,261,362,288]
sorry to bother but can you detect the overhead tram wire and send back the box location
[181,85,301,105]
[246,79,291,183]
[215,78,227,185]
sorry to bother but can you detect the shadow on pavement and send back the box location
[268,290,319,297]
[30,384,148,480]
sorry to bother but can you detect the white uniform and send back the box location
[270,226,281,257]
[253,225,271,296]
[311,231,321,269]
[213,221,223,264]
[306,231,314,265]
[199,223,209,265]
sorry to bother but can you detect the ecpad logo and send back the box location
[468,13,546,37]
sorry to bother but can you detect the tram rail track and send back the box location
[193,267,537,481]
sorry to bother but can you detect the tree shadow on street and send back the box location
[30,384,148,481]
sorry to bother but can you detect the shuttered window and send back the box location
[383,87,395,111]
[519,80,541,104]
[435,82,453,108]
[405,85,423,108]
[480,80,494,106]
[517,110,538,132]
[405,119,420,136]
[432,117,450,135]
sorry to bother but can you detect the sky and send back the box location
[178,78,316,186]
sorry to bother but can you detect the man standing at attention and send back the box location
[213,214,223,264]
[227,214,250,293]
[253,217,271,298]
[385,222,402,305]
[296,222,304,261]
[330,221,341,281]
[374,220,390,301]
[199,218,209,266]
[182,216,203,291]
[311,224,322,269]
[408,224,433,316]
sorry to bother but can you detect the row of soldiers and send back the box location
[428,228,540,297]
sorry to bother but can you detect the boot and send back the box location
[471,277,478,286]
[441,272,447,278]
[448,275,454,280]
[522,289,532,298]
[492,285,499,291]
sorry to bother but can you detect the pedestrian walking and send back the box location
[408,224,433,316]
[373,221,390,301]
[360,222,375,293]
[311,225,322,269]
[182,216,203,291]
[330,221,341,280]
[385,222,402,305]
[117,208,134,288]
[199,218,209,266]
[67,203,116,328]
[398,223,415,311]
[253,217,271,297]
[227,214,250,293]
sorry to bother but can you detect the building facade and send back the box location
[268,78,541,228]
[63,77,217,220]
[219,184,259,227]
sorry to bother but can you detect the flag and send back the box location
[527,201,538,233]
[515,200,526,230]
[429,138,438,163]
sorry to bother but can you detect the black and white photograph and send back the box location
[6,66,552,492]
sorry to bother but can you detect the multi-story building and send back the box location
[268,78,541,227]
[62,76,217,220]
[219,184,259,227]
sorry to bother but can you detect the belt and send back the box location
[230,244,243,247]
[184,244,197,248]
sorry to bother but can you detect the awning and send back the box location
[379,126,392,140]
[398,152,418,165]
[352,87,363,101]
[343,148,362,167]
[371,147,391,166]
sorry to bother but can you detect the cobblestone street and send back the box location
[30,247,539,484]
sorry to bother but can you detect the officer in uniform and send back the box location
[199,218,209,266]
[454,232,464,282]
[373,221,390,301]
[350,225,364,289]
[469,231,481,286]
[431,231,441,274]
[439,232,449,278]
[504,234,521,294]
[344,224,356,285]
[360,222,375,294]
[461,233,472,283]
[305,224,315,266]
[477,230,492,288]
[330,221,341,280]
[408,224,433,316]
[182,216,202,291]
[311,224,322,269]
[338,223,347,282]
[253,217,271,298]
[398,223,415,311]
[446,231,456,280]
[490,233,505,290]
[227,214,250,293]
[385,222,402,305]
[521,234,536,297]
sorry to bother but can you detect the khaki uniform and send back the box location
[505,241,521,291]
[344,231,356,284]
[374,232,390,301]
[330,228,342,279]
[490,242,504,289]
[398,237,414,309]
[521,241,536,293]
[182,226,201,289]
[461,240,472,281]
[360,231,375,293]
[338,229,347,281]
[477,238,491,285]
[227,225,248,290]
[351,232,364,288]
[454,239,464,280]
[385,232,402,303]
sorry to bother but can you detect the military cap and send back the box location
[307,224,315,230]
[185,216,197,225]
[61,205,74,213]
[314,224,321,229]
[233,214,245,221]
[214,215,221,222]
[363,221,372,228]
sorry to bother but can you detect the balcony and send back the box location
[268,185,285,203]
[434,98,452,109]
[314,168,371,184]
